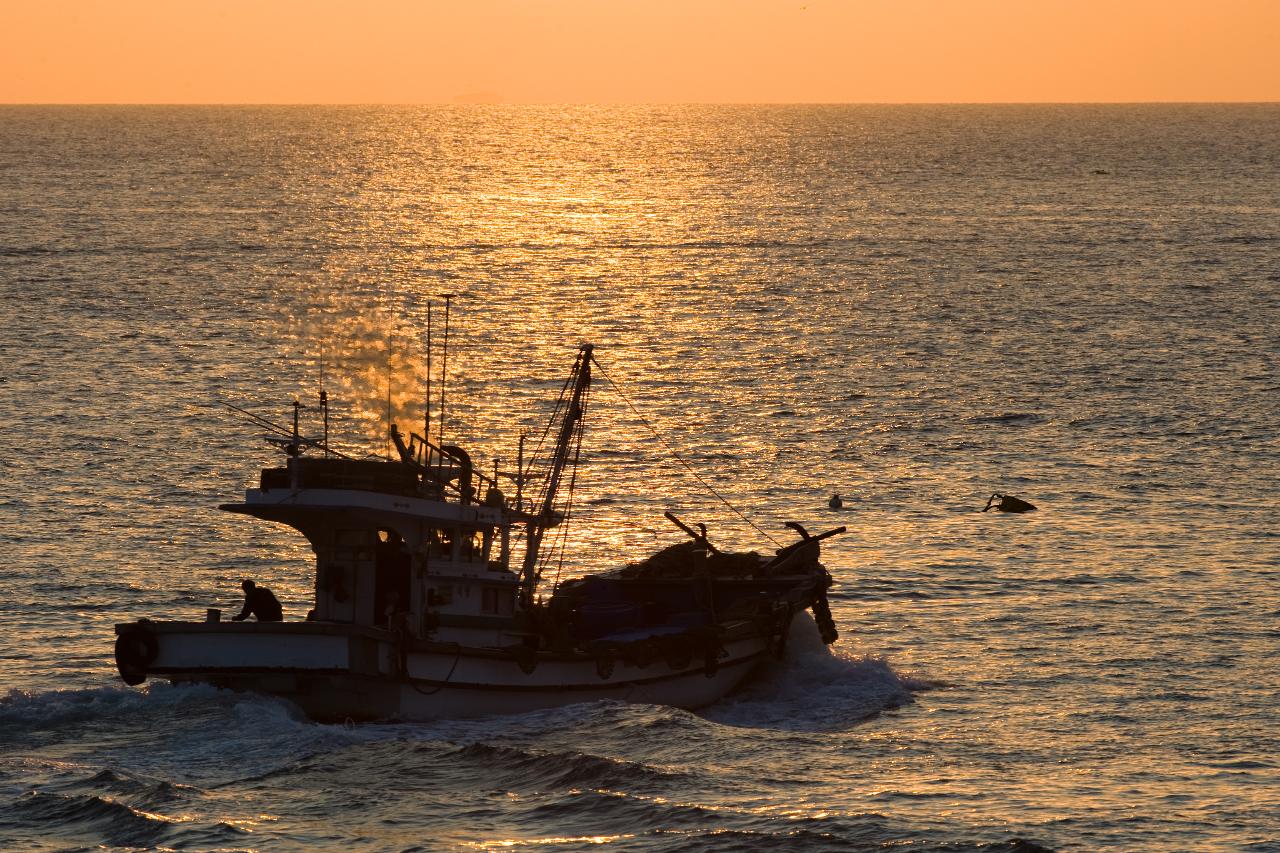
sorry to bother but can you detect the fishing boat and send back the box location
[113,344,843,720]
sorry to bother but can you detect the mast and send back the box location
[519,344,593,607]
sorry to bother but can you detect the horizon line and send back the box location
[3,100,1279,107]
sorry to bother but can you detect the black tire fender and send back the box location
[114,626,158,686]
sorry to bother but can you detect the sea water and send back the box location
[1,105,1277,851]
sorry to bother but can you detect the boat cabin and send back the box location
[223,451,523,646]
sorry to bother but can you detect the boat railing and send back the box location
[399,428,499,506]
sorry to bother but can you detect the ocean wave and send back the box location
[521,786,735,831]
[0,681,277,734]
[443,742,696,791]
[0,685,184,734]
[964,412,1045,426]
[0,683,352,784]
[5,789,183,848]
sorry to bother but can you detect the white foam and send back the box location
[702,613,930,730]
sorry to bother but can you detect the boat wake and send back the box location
[0,682,365,786]
[2,649,941,852]
[702,613,935,731]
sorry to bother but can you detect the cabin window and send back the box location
[481,587,500,614]
[423,528,452,560]
[460,529,485,560]
[428,584,453,606]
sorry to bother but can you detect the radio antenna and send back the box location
[319,336,329,457]
[320,389,329,457]
[385,313,394,458]
[439,294,455,445]
[424,300,432,446]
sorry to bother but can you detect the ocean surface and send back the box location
[1,105,1278,852]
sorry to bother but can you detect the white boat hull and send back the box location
[119,620,779,720]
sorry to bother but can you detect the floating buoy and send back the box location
[983,493,1037,513]
[828,493,843,509]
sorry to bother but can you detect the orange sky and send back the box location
[2,0,1277,103]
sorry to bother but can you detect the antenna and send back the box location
[385,315,394,458]
[439,294,455,445]
[320,390,329,457]
[319,334,329,457]
[290,399,305,456]
[424,300,432,446]
[319,337,326,402]
[516,432,525,511]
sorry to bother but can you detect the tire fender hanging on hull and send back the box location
[115,623,159,686]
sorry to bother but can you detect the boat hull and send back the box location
[117,620,779,721]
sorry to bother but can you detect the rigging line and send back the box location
[222,404,294,437]
[524,363,577,484]
[223,402,315,443]
[530,350,592,588]
[533,452,575,582]
[590,354,783,548]
[548,379,590,591]
[522,367,580,518]
[540,503,572,592]
[221,401,357,457]
[520,349,596,568]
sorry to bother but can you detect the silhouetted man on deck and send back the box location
[232,579,283,622]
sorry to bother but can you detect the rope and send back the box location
[510,364,578,557]
[590,354,782,548]
[548,379,590,591]
[522,356,581,523]
[407,642,463,695]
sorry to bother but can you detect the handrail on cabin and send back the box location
[391,425,499,506]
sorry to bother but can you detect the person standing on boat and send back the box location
[232,579,283,622]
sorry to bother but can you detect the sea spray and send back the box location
[703,613,931,731]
